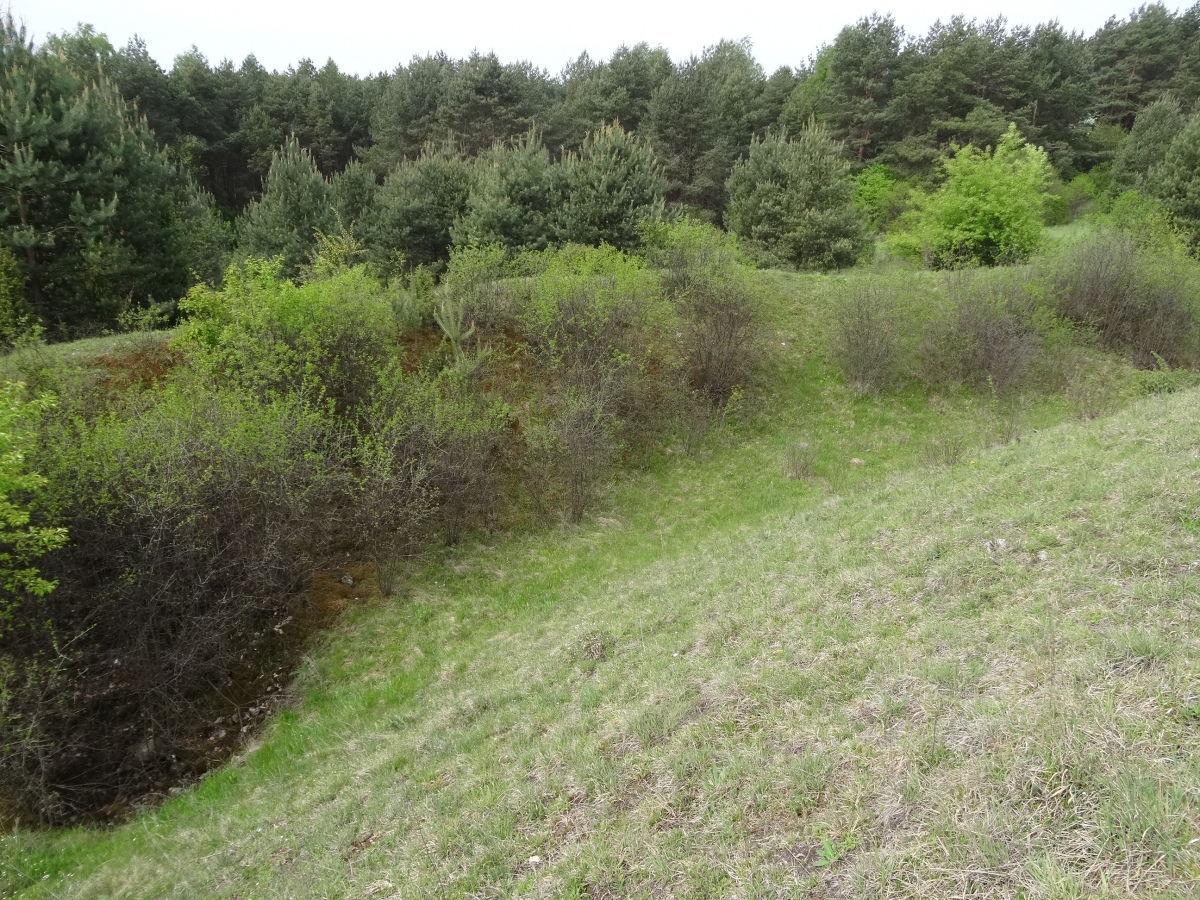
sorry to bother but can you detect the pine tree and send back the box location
[821,15,904,162]
[362,145,469,272]
[330,160,379,232]
[1152,112,1200,246]
[1112,96,1185,192]
[452,131,557,251]
[555,124,666,250]
[238,135,335,277]
[725,124,869,270]
[0,15,201,334]
[643,41,767,219]
[172,178,234,286]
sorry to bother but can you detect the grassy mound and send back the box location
[4,270,1199,898]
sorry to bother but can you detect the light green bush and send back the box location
[176,258,397,414]
[852,164,915,232]
[889,125,1053,268]
[0,382,65,604]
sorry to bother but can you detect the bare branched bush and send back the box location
[558,387,618,524]
[442,245,520,333]
[682,398,713,455]
[518,247,677,523]
[832,282,906,394]
[654,223,759,405]
[1045,231,1199,368]
[1064,358,1128,420]
[522,281,631,523]
[783,440,820,480]
[924,434,969,467]
[678,278,757,405]
[921,272,1042,397]
[2,387,346,822]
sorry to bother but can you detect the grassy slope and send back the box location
[4,271,1199,898]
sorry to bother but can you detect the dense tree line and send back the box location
[45,5,1198,209]
[4,4,1200,336]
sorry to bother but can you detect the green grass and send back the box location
[5,270,1199,898]
[0,329,174,383]
[1044,221,1096,243]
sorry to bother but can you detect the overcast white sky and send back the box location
[18,1,1179,76]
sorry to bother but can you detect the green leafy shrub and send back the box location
[853,164,914,232]
[890,125,1053,268]
[0,247,35,347]
[1104,191,1187,255]
[0,258,528,819]
[177,259,397,415]
[0,382,65,603]
[5,383,349,821]
[358,367,508,552]
[0,234,727,819]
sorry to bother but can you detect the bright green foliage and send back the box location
[0,16,212,335]
[452,132,557,251]
[852,164,914,231]
[365,145,471,274]
[555,125,666,250]
[890,125,1053,267]
[238,136,335,278]
[177,259,395,410]
[1106,190,1187,254]
[1111,97,1185,193]
[1152,113,1200,247]
[300,218,367,282]
[724,124,869,270]
[0,383,65,606]
[0,248,35,346]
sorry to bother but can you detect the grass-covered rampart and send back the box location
[4,225,1200,894]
